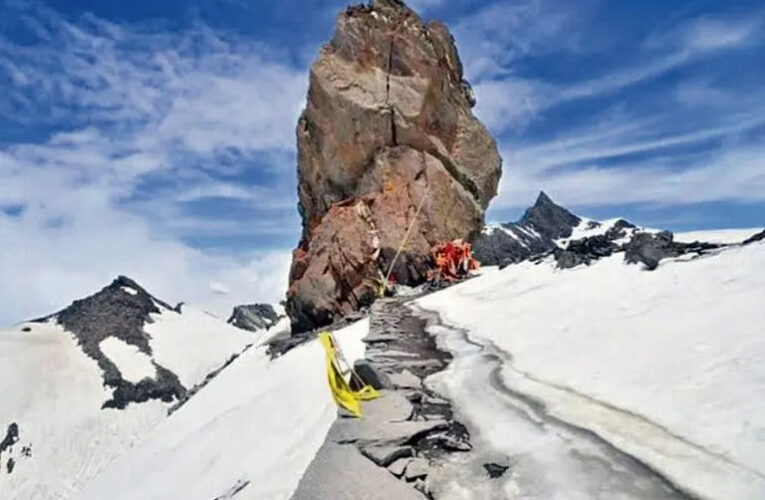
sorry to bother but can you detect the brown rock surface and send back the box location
[287,0,502,332]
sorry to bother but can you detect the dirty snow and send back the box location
[417,235,765,500]
[76,318,370,500]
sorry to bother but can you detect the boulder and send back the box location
[555,235,620,269]
[623,231,721,270]
[354,359,393,390]
[287,0,501,332]
[227,303,280,332]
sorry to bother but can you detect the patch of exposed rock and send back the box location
[743,228,765,245]
[475,193,733,271]
[227,303,280,332]
[554,235,620,269]
[34,276,186,409]
[473,191,581,267]
[286,0,502,333]
[623,232,721,270]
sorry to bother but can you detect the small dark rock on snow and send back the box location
[483,462,509,479]
[623,232,721,270]
[227,303,280,332]
[555,235,620,269]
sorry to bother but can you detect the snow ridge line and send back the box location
[415,306,765,500]
[168,343,254,415]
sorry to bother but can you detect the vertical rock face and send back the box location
[287,0,502,332]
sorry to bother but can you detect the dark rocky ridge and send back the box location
[743,228,765,245]
[472,191,581,267]
[227,303,281,332]
[475,193,750,271]
[623,232,722,271]
[35,276,186,409]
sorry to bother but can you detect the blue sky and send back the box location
[1,0,764,324]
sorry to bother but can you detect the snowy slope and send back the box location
[0,321,168,500]
[417,233,765,499]
[675,228,763,244]
[75,319,369,500]
[0,279,254,500]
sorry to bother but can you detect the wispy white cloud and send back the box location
[406,0,448,13]
[468,7,764,133]
[496,144,765,209]
[454,0,587,81]
[0,3,305,325]
[507,113,765,174]
[647,15,763,52]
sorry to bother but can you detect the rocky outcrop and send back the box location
[624,232,721,271]
[227,303,280,332]
[286,0,502,332]
[473,191,581,267]
[743,228,765,245]
[554,235,620,269]
[34,276,186,409]
[475,194,730,272]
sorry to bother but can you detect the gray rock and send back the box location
[354,359,392,390]
[388,457,412,477]
[555,235,620,269]
[360,444,413,466]
[404,457,431,480]
[624,231,680,270]
[388,369,422,390]
[227,303,280,332]
[624,231,720,270]
[483,462,509,479]
[329,417,448,447]
[362,390,415,422]
[603,218,636,240]
[290,442,423,500]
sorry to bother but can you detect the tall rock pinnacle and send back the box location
[286,0,502,332]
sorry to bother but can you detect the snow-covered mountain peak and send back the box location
[0,277,256,498]
[475,194,762,272]
[518,190,582,240]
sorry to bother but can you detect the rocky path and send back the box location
[290,298,471,499]
[292,296,694,499]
